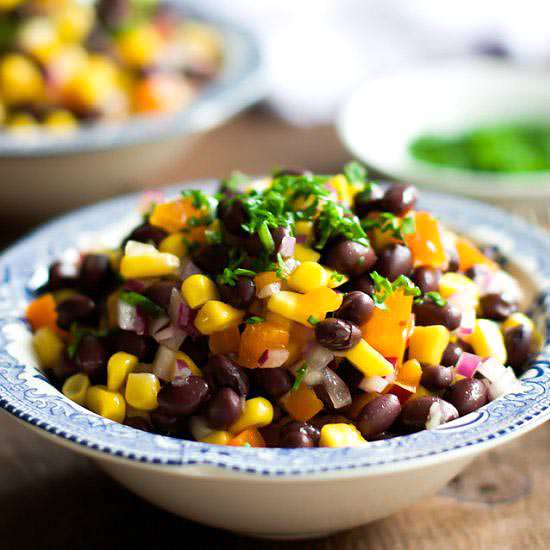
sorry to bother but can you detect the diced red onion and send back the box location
[426,400,459,429]
[296,234,307,244]
[303,343,335,385]
[152,345,177,381]
[173,359,193,385]
[455,352,482,378]
[258,348,290,368]
[257,282,281,299]
[179,259,202,281]
[477,357,507,382]
[359,375,389,393]
[118,300,147,335]
[278,236,296,258]
[149,314,170,336]
[153,322,186,351]
[321,368,352,409]
[168,288,192,329]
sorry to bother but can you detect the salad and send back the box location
[26,164,541,448]
[0,0,222,133]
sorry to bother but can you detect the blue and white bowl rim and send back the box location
[0,182,549,476]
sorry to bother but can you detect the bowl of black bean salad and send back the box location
[1,164,548,538]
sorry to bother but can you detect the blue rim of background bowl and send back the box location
[0,182,549,476]
[0,7,265,157]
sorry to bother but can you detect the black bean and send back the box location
[203,354,249,397]
[280,430,315,448]
[205,388,244,430]
[218,276,256,309]
[219,198,248,235]
[79,254,112,292]
[356,394,402,439]
[280,421,320,445]
[504,325,532,371]
[441,342,463,367]
[52,350,78,382]
[325,240,377,276]
[353,182,388,217]
[252,367,293,398]
[47,261,79,290]
[446,247,460,272]
[413,299,461,331]
[272,167,311,178]
[150,408,185,435]
[157,376,210,416]
[111,330,154,362]
[55,293,96,330]
[400,396,458,430]
[333,360,363,394]
[315,318,362,351]
[412,266,442,295]
[75,334,108,384]
[444,378,488,416]
[351,275,375,296]
[223,230,264,256]
[180,336,210,365]
[420,365,453,391]
[480,293,518,321]
[334,291,374,326]
[97,0,130,28]
[381,183,418,216]
[125,223,167,247]
[124,416,153,432]
[375,244,413,281]
[144,280,180,311]
[193,244,230,275]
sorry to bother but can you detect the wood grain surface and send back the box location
[1,108,548,549]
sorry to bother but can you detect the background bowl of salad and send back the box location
[337,58,550,215]
[0,179,549,539]
[0,0,264,220]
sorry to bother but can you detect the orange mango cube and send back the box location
[238,321,289,368]
[404,211,446,268]
[280,384,324,422]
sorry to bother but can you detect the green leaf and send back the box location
[258,221,275,252]
[292,363,308,391]
[307,315,320,325]
[246,316,265,324]
[343,161,367,185]
[416,291,447,307]
[119,291,165,317]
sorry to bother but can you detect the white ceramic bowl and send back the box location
[0,183,549,540]
[337,58,550,214]
[0,14,264,221]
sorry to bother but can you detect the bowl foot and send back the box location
[232,528,340,540]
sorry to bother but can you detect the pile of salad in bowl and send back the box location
[25,164,541,448]
[0,0,222,134]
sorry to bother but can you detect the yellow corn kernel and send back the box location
[119,252,180,278]
[32,326,64,368]
[125,373,160,411]
[44,109,78,133]
[439,273,480,302]
[175,351,202,377]
[0,54,44,105]
[319,423,367,447]
[181,274,219,309]
[55,2,95,43]
[194,300,244,335]
[86,385,126,423]
[107,352,138,391]
[62,373,90,405]
[199,431,231,445]
[327,175,353,207]
[117,23,163,67]
[409,325,450,365]
[293,243,321,263]
[287,261,328,293]
[295,221,314,244]
[159,232,187,259]
[229,397,273,434]
[267,290,302,321]
[345,339,394,377]
[469,319,507,364]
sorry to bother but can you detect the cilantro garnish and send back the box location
[243,442,252,448]
[182,237,200,256]
[416,291,447,307]
[343,160,367,186]
[307,315,320,325]
[362,213,416,242]
[217,267,256,287]
[119,291,164,317]
[181,189,217,211]
[275,253,289,280]
[330,271,345,283]
[246,316,265,324]
[292,363,308,391]
[370,272,421,310]
[314,201,369,250]
[220,171,250,193]
[258,221,275,252]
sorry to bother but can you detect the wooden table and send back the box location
[1,108,548,549]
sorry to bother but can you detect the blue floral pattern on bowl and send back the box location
[0,184,548,475]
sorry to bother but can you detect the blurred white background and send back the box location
[196,0,550,124]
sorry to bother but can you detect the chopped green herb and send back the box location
[119,291,165,317]
[275,253,289,280]
[343,160,367,186]
[330,271,345,283]
[242,442,252,448]
[314,201,369,250]
[246,316,265,324]
[220,171,250,193]
[370,272,420,310]
[292,363,308,391]
[182,237,200,256]
[416,291,447,307]
[392,275,422,297]
[258,221,275,252]
[205,228,222,244]
[187,214,213,228]
[362,212,415,242]
[217,267,256,287]
[307,315,320,325]
[181,189,215,211]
